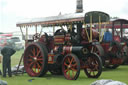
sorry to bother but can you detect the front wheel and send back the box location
[62,54,80,80]
[84,53,102,78]
[24,42,48,77]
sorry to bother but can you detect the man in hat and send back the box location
[1,46,16,77]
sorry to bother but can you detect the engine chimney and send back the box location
[76,0,83,13]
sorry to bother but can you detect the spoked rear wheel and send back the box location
[62,54,80,80]
[84,53,102,78]
[24,42,48,77]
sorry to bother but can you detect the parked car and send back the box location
[0,38,15,51]
[10,37,24,50]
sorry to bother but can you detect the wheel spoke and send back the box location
[29,62,34,67]
[72,63,77,67]
[38,56,43,58]
[36,63,41,73]
[36,62,41,69]
[31,48,35,56]
[68,57,71,63]
[68,70,70,77]
[71,68,77,72]
[37,58,43,61]
[28,55,34,58]
[64,69,69,73]
[94,61,99,70]
[34,48,36,56]
[33,63,36,72]
[36,49,41,57]
[33,48,36,56]
[38,60,43,64]
[64,62,69,66]
[70,58,74,64]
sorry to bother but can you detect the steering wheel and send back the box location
[33,33,40,40]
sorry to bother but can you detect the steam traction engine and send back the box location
[83,12,128,69]
[17,12,103,80]
[101,19,128,68]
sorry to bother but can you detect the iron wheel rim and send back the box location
[24,43,46,77]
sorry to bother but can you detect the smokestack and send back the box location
[76,0,83,13]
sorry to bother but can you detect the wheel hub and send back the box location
[34,57,37,61]
[68,65,71,69]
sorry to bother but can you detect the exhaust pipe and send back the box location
[76,0,83,13]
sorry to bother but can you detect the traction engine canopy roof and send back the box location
[16,13,85,27]
[113,19,128,24]
[16,11,110,28]
[84,11,110,24]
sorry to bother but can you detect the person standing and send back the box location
[103,29,113,42]
[1,46,16,77]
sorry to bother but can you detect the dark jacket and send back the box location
[1,46,16,58]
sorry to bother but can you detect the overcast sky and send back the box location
[0,0,128,32]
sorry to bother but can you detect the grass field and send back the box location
[0,50,128,85]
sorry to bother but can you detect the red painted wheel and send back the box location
[84,53,102,78]
[62,54,80,80]
[24,42,48,77]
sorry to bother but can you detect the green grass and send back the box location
[11,49,24,66]
[0,50,128,85]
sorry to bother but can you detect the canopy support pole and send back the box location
[25,26,28,47]
[90,15,92,42]
[35,25,37,34]
[99,16,101,42]
[121,22,123,39]
[83,22,90,41]
[20,26,25,40]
